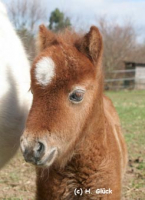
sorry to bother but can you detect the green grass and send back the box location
[2,198,23,200]
[106,90,145,199]
[106,90,145,154]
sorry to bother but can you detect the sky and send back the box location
[2,0,145,41]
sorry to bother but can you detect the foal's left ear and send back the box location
[36,24,58,52]
[76,26,103,64]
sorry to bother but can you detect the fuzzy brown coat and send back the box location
[21,25,127,200]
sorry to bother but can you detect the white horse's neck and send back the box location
[0,1,32,168]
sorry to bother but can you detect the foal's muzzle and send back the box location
[21,141,45,164]
[20,136,58,166]
[23,142,45,164]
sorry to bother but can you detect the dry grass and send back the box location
[0,151,36,200]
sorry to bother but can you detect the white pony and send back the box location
[0,1,32,168]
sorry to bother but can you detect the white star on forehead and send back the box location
[35,57,55,86]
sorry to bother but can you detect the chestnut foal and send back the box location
[21,25,127,200]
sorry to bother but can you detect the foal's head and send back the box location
[21,25,103,168]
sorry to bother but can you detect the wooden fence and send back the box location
[105,69,145,90]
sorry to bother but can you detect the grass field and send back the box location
[107,90,145,200]
[0,90,145,200]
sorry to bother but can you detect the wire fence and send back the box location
[105,69,145,90]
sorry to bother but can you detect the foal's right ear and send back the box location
[75,26,103,65]
[36,25,58,52]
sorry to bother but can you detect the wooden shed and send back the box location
[124,62,145,89]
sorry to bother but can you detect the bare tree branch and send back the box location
[7,0,47,32]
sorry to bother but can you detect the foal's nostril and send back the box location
[35,142,45,157]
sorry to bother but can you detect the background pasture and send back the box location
[0,0,145,199]
[0,90,144,200]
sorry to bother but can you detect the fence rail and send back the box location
[105,77,145,82]
[105,69,145,90]
[107,69,136,73]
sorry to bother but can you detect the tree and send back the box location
[17,28,36,61]
[95,17,139,89]
[7,0,47,32]
[98,17,137,73]
[7,0,47,60]
[49,8,71,32]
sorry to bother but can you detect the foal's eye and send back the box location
[69,89,85,103]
